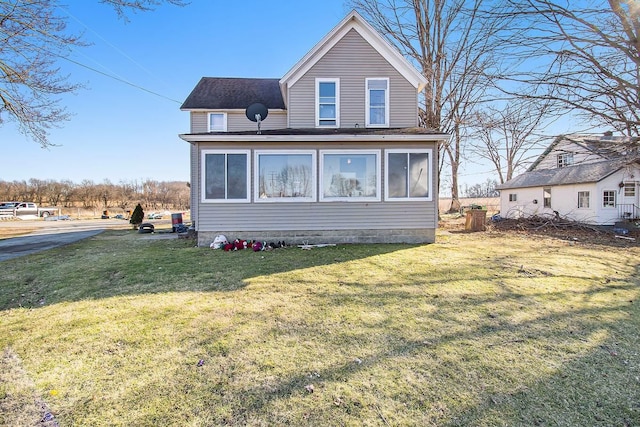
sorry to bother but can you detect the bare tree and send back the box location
[497,0,640,136]
[350,0,513,212]
[469,98,550,183]
[0,0,185,147]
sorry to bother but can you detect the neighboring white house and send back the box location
[497,133,640,225]
[179,10,450,246]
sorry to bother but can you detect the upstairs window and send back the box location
[366,78,389,127]
[316,78,339,127]
[557,152,574,168]
[509,193,517,202]
[208,113,227,132]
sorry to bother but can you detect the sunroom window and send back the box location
[320,150,380,201]
[255,151,316,202]
[202,150,250,202]
[385,150,431,200]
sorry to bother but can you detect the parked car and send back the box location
[147,212,163,219]
[0,202,58,217]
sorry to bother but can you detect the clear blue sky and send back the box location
[0,0,579,193]
[0,0,351,184]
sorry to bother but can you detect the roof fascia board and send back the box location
[279,10,427,97]
[179,133,449,143]
[180,108,287,113]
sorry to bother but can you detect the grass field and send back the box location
[1,227,639,426]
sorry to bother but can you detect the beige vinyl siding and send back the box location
[534,140,605,170]
[288,29,418,129]
[195,140,438,234]
[190,111,287,133]
[190,143,199,224]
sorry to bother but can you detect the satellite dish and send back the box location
[246,103,268,134]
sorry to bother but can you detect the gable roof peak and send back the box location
[279,10,427,104]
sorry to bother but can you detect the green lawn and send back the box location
[1,229,638,426]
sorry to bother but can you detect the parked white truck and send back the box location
[0,202,59,218]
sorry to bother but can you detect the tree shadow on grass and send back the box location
[0,231,415,310]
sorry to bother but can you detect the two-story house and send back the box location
[497,132,640,225]
[179,10,449,246]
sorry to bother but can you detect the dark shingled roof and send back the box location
[497,160,626,190]
[181,77,286,110]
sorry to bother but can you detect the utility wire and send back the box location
[59,54,182,104]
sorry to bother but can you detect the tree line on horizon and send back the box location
[0,179,190,211]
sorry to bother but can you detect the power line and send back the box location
[60,54,182,104]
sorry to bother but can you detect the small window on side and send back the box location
[509,193,517,202]
[208,113,227,132]
[543,188,551,208]
[578,191,590,208]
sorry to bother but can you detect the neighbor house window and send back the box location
[201,150,250,202]
[624,183,636,197]
[543,188,551,208]
[366,78,389,127]
[385,149,431,200]
[255,151,316,202]
[320,150,380,201]
[603,190,616,207]
[557,153,574,168]
[316,78,339,127]
[509,193,517,202]
[208,113,227,132]
[578,191,590,208]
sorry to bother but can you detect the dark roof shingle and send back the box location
[180,77,286,110]
[497,160,626,190]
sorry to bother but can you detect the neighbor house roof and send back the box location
[180,77,286,110]
[527,133,632,171]
[497,160,628,190]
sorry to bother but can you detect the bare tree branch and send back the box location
[0,0,185,147]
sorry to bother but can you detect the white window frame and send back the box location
[509,193,517,202]
[208,112,227,132]
[557,152,574,168]
[624,182,636,197]
[384,149,433,202]
[577,191,590,208]
[603,190,616,208]
[319,150,381,202]
[316,78,340,128]
[201,149,250,203]
[543,187,552,208]
[254,150,316,203]
[365,78,389,128]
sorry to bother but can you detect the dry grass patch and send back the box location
[0,229,639,426]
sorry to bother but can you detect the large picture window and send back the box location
[316,78,339,127]
[320,150,380,201]
[201,150,250,202]
[385,149,431,200]
[255,151,316,202]
[366,78,389,127]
